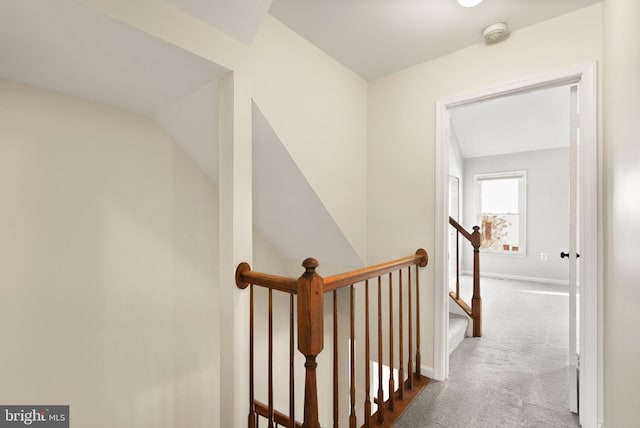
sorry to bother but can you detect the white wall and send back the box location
[250,16,369,263]
[0,79,220,428]
[603,0,640,425]
[448,131,464,300]
[217,72,253,428]
[448,129,464,182]
[368,3,602,370]
[153,80,219,183]
[252,103,363,267]
[462,148,570,282]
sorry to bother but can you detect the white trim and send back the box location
[435,62,600,428]
[474,170,527,256]
[462,270,569,286]
[420,365,435,380]
[568,84,579,413]
[434,101,449,381]
[577,61,600,428]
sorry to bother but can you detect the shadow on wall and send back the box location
[252,101,363,269]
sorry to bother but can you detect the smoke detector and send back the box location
[483,22,509,43]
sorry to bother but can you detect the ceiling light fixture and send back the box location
[457,0,483,7]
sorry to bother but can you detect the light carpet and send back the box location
[396,276,580,427]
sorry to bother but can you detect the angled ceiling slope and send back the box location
[168,0,274,45]
[0,0,228,115]
[0,0,227,184]
[252,103,363,268]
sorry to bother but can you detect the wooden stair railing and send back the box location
[448,216,482,337]
[236,249,430,428]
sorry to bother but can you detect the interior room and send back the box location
[0,1,638,427]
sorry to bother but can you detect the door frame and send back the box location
[433,62,600,428]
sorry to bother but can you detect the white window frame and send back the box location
[475,170,527,256]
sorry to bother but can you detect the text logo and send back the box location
[0,406,68,427]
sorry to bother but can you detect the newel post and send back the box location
[297,258,324,428]
[471,226,482,337]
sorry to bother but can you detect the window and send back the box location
[475,171,526,255]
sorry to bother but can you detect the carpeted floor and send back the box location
[396,276,580,427]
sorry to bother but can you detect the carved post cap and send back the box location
[302,258,319,274]
[471,226,482,248]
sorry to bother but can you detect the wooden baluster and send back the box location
[249,284,256,428]
[297,258,324,428]
[290,294,295,428]
[456,229,460,300]
[407,267,413,390]
[388,272,395,411]
[349,285,356,428]
[415,264,421,378]
[269,289,275,428]
[398,269,404,401]
[333,290,339,428]
[364,280,371,427]
[472,225,482,337]
[377,276,384,424]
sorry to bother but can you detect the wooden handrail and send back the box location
[448,217,482,337]
[449,217,481,253]
[448,291,472,316]
[449,216,474,244]
[234,249,429,295]
[323,249,428,293]
[236,248,430,428]
[235,262,298,294]
[254,400,303,428]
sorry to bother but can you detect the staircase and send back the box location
[448,313,469,355]
[448,216,482,337]
[236,249,431,428]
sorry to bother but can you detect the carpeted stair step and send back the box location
[449,313,469,355]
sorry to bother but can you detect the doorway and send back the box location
[433,63,600,428]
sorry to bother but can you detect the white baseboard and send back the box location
[420,365,435,380]
[462,270,569,286]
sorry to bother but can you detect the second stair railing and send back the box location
[448,216,482,337]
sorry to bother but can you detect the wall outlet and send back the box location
[540,253,548,261]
